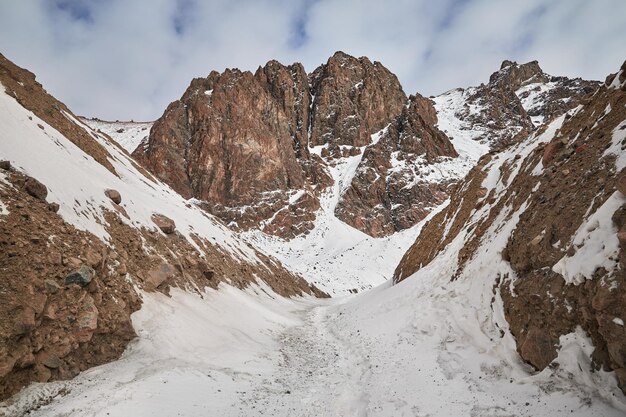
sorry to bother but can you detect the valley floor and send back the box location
[3,278,625,417]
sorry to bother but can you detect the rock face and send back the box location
[135,53,599,238]
[134,52,454,238]
[335,94,457,236]
[394,65,626,392]
[309,51,407,147]
[434,60,599,149]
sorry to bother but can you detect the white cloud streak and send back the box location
[0,0,623,120]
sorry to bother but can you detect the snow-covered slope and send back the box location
[0,86,258,262]
[244,142,437,296]
[80,118,153,153]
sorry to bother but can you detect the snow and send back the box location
[1,71,625,417]
[434,88,490,156]
[552,192,624,285]
[603,119,626,170]
[515,81,558,126]
[0,84,262,265]
[80,118,153,154]
[613,318,624,327]
[204,89,213,96]
[245,134,438,295]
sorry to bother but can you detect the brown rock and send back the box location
[24,176,48,201]
[112,202,129,219]
[542,141,562,166]
[151,213,176,234]
[35,364,51,383]
[38,351,62,369]
[48,202,60,212]
[146,262,177,288]
[0,356,16,378]
[48,250,62,265]
[0,160,10,170]
[309,51,407,147]
[104,188,122,204]
[616,173,626,195]
[520,327,557,370]
[45,279,61,294]
[76,295,98,342]
[84,248,103,268]
[15,307,36,335]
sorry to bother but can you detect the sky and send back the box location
[0,0,624,121]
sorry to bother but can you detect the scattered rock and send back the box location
[38,351,62,369]
[151,213,176,234]
[145,262,177,288]
[45,279,61,294]
[104,189,122,204]
[48,202,60,213]
[84,248,103,268]
[65,265,95,286]
[520,327,557,370]
[0,160,10,170]
[24,176,48,201]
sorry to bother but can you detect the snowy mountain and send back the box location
[1,51,625,417]
[133,53,598,240]
[0,53,322,402]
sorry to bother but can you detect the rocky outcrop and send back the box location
[335,94,457,236]
[394,64,626,392]
[434,60,599,149]
[134,52,453,238]
[134,54,600,239]
[309,51,407,147]
[133,61,332,239]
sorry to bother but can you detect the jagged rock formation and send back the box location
[335,94,457,236]
[434,60,599,149]
[0,55,324,401]
[134,52,455,238]
[135,53,599,239]
[394,61,626,392]
[308,51,407,147]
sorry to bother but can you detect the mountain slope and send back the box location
[395,60,626,393]
[0,53,322,400]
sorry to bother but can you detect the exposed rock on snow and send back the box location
[395,65,626,393]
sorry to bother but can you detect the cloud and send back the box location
[0,0,624,120]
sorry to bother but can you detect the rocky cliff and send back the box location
[394,61,626,392]
[134,52,456,238]
[135,53,599,239]
[0,54,324,401]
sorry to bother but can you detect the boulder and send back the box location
[65,265,95,286]
[24,176,48,200]
[76,295,98,342]
[48,202,60,213]
[146,262,177,288]
[151,213,176,234]
[104,188,122,204]
[520,327,557,370]
[45,279,61,294]
[0,160,11,170]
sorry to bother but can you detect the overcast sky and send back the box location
[0,0,624,121]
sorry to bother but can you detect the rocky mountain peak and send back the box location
[309,51,407,147]
[491,59,546,90]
